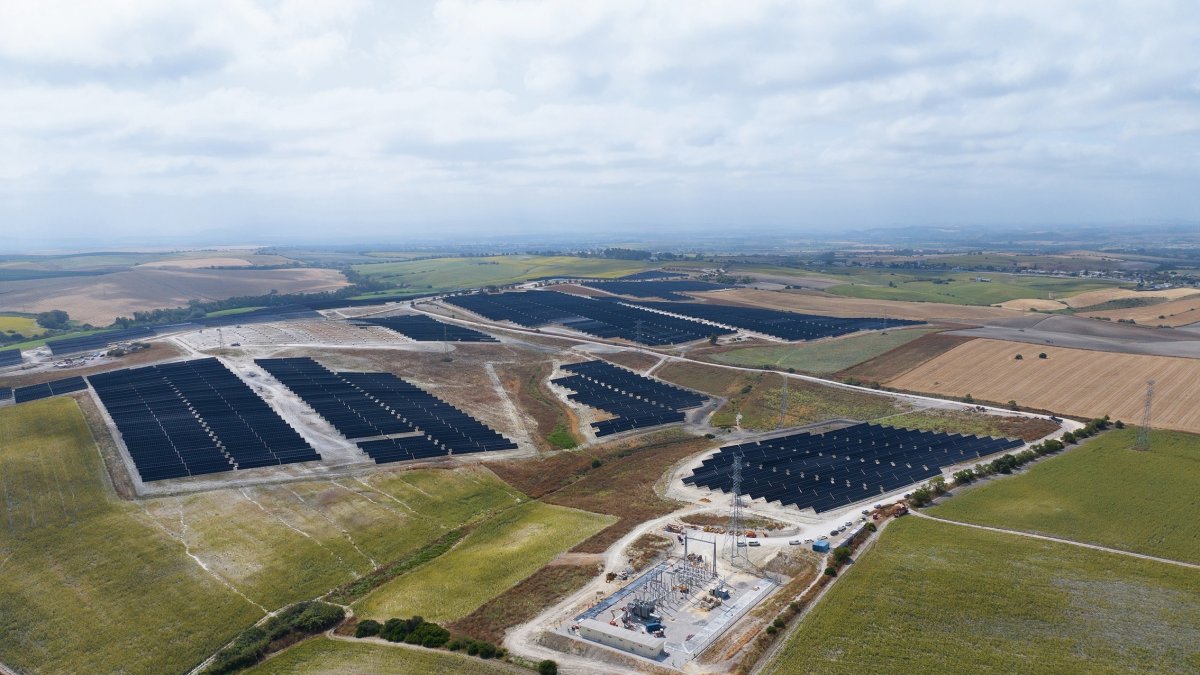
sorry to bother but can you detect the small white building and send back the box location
[577,619,665,659]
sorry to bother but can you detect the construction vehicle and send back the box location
[745,530,757,538]
[664,523,684,534]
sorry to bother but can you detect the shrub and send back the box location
[538,660,559,675]
[354,619,381,638]
[1014,354,1023,360]
[1038,352,1048,359]
[866,522,877,532]
[1115,420,1125,429]
[772,617,786,629]
[590,458,602,468]
[1062,431,1076,444]
[832,546,852,565]
[766,625,778,634]
[824,566,837,577]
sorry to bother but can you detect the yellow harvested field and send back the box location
[0,267,347,325]
[996,298,1067,311]
[701,288,1021,323]
[1085,296,1200,327]
[888,339,1200,433]
[1062,287,1200,308]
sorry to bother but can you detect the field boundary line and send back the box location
[909,510,1200,570]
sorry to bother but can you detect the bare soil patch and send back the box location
[837,333,975,383]
[447,562,601,644]
[0,341,184,388]
[597,350,662,372]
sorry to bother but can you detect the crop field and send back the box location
[887,339,1200,434]
[449,562,600,643]
[1062,286,1200,308]
[244,637,516,675]
[352,255,655,293]
[931,429,1200,563]
[766,517,1200,674]
[0,313,45,337]
[1084,295,1200,326]
[0,395,529,673]
[354,501,613,623]
[0,266,348,326]
[996,297,1068,311]
[0,398,262,674]
[708,288,1020,323]
[820,270,1123,306]
[836,333,977,383]
[704,328,937,374]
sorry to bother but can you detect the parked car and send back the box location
[844,521,854,528]
[804,538,814,544]
[736,541,748,547]
[830,529,840,536]
[789,539,802,545]
[748,541,761,547]
[818,535,828,540]
[862,509,871,515]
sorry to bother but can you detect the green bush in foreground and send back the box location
[205,601,345,674]
[354,619,381,638]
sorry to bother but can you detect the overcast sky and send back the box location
[2,0,1198,245]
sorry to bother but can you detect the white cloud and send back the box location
[1,0,1198,241]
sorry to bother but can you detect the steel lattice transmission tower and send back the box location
[727,448,747,563]
[1135,379,1155,451]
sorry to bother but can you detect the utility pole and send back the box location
[728,448,747,564]
[1135,379,1155,451]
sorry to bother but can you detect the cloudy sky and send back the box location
[2,0,1198,245]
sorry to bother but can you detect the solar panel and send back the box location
[0,348,22,367]
[553,359,707,436]
[624,301,924,342]
[12,376,88,403]
[357,314,498,342]
[45,327,155,355]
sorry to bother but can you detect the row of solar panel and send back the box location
[356,434,493,464]
[0,387,12,401]
[358,314,498,342]
[89,358,320,482]
[580,279,730,300]
[46,326,156,355]
[257,357,516,462]
[0,348,22,367]
[684,423,1023,513]
[553,359,707,437]
[444,291,734,345]
[13,376,87,403]
[628,301,924,342]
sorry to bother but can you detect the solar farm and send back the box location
[45,326,156,355]
[580,279,731,300]
[12,375,88,403]
[684,423,1024,513]
[0,348,22,367]
[356,314,498,342]
[630,300,924,341]
[256,357,516,463]
[553,359,708,436]
[89,358,320,481]
[445,291,733,344]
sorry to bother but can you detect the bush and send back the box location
[538,660,559,675]
[355,619,381,638]
[1014,354,1023,360]
[1038,352,1048,359]
[866,521,877,532]
[1115,420,1125,429]
[832,546,852,566]
[205,601,345,674]
[590,458,603,469]
[824,566,838,577]
[766,625,778,634]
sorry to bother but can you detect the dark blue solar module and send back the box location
[626,301,924,342]
[45,327,155,355]
[357,314,498,342]
[257,357,516,464]
[89,358,319,482]
[0,348,22,367]
[553,360,707,437]
[13,376,87,403]
[444,291,733,345]
[0,387,12,401]
[580,280,730,300]
[615,270,687,280]
[683,423,1024,513]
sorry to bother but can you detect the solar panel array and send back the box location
[444,291,734,345]
[13,376,87,403]
[357,315,498,342]
[0,387,13,402]
[684,423,1023,513]
[256,357,516,464]
[0,348,22,367]
[580,279,730,300]
[46,327,156,355]
[615,270,687,280]
[628,301,924,341]
[553,360,707,436]
[89,358,320,482]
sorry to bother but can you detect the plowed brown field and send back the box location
[697,288,1020,323]
[888,339,1200,433]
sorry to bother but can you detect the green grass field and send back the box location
[706,328,936,374]
[244,637,515,674]
[352,255,655,293]
[766,517,1200,674]
[930,429,1200,564]
[821,270,1123,306]
[0,397,531,673]
[355,501,614,622]
[0,313,45,337]
[0,398,263,674]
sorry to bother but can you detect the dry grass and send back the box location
[679,512,790,531]
[447,563,601,643]
[882,408,1061,442]
[0,267,348,325]
[836,333,975,383]
[597,350,663,372]
[888,338,1200,433]
[704,288,1020,323]
[626,533,675,570]
[996,298,1068,311]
